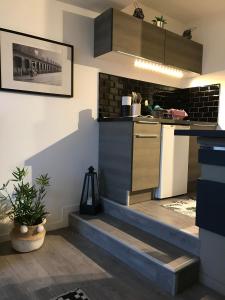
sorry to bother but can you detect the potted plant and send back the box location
[0,167,50,253]
[152,16,167,28]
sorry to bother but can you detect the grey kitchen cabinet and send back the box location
[165,31,203,74]
[94,8,203,73]
[99,121,161,205]
[94,8,113,57]
[141,21,165,63]
[113,9,142,57]
[94,8,165,64]
[94,8,141,58]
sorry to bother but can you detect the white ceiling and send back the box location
[61,0,225,22]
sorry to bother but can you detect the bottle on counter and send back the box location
[141,99,149,115]
[121,96,132,117]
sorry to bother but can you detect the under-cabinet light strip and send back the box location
[134,59,184,78]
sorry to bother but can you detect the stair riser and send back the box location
[103,198,200,256]
[70,214,177,295]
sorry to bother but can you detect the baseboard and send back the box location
[0,204,79,243]
[46,204,79,231]
[200,272,225,296]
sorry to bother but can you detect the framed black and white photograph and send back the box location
[0,28,74,97]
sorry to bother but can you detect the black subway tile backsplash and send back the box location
[99,73,220,123]
[188,83,220,122]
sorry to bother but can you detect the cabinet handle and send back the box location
[135,134,159,138]
[136,121,159,124]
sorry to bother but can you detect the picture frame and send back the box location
[0,28,74,97]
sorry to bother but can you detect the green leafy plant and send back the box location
[152,16,167,26]
[0,167,50,226]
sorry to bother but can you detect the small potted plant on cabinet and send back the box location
[152,16,167,28]
[0,167,50,253]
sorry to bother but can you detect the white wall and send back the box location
[178,12,225,129]
[0,0,185,241]
[188,12,225,74]
[123,3,186,35]
[199,228,225,296]
[0,1,100,240]
[182,70,225,129]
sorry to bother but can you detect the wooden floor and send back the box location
[0,229,223,300]
[131,196,199,237]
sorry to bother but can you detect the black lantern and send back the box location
[80,166,101,215]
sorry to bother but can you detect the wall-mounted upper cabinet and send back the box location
[94,8,165,64]
[112,9,142,57]
[94,8,203,74]
[141,21,165,63]
[165,31,203,74]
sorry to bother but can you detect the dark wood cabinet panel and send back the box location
[94,8,113,57]
[165,31,203,74]
[99,122,133,205]
[94,8,203,73]
[141,22,165,63]
[112,10,142,56]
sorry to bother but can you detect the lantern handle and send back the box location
[88,166,94,173]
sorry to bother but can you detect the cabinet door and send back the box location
[141,22,165,63]
[132,123,161,192]
[165,31,203,74]
[112,10,142,56]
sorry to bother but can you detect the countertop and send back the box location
[175,130,225,138]
[98,116,190,125]
[99,116,217,127]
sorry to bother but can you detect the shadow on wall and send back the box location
[63,10,94,67]
[25,109,98,227]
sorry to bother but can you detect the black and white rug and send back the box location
[161,199,196,218]
[53,288,90,300]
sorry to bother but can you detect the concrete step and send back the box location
[103,198,200,256]
[69,212,199,296]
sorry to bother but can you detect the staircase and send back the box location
[69,198,200,296]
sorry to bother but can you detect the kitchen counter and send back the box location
[175,129,225,139]
[99,117,217,127]
[98,116,191,125]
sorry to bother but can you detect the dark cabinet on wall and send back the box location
[94,8,165,64]
[113,9,142,57]
[141,21,165,63]
[165,31,203,74]
[94,8,203,74]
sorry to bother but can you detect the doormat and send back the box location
[53,288,90,300]
[161,199,196,218]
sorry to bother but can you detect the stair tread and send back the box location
[102,198,200,256]
[74,212,198,270]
